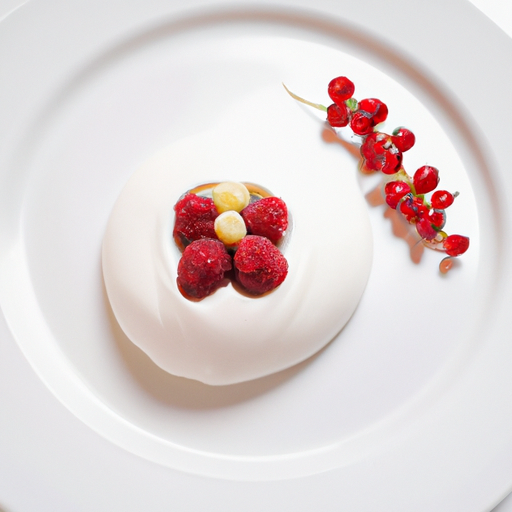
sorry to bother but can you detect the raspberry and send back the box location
[177,239,232,299]
[173,193,219,249]
[241,197,288,243]
[234,235,288,295]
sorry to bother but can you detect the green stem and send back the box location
[282,83,327,112]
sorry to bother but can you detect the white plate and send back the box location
[0,0,511,510]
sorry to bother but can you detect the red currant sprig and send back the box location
[283,77,470,271]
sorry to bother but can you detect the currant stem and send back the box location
[282,83,328,112]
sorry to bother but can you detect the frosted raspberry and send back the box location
[234,235,288,295]
[177,239,232,299]
[431,190,455,209]
[173,193,219,249]
[240,197,288,243]
[391,127,415,152]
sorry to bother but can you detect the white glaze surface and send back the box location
[102,95,373,385]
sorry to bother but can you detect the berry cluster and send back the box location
[284,76,470,271]
[173,182,288,299]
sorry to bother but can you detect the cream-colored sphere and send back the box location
[212,181,250,213]
[214,210,247,245]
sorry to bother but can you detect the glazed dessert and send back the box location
[102,131,373,385]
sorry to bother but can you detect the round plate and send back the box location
[0,0,511,510]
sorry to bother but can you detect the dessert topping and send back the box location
[234,235,288,295]
[241,196,288,243]
[214,210,247,246]
[177,239,232,299]
[173,193,219,249]
[212,181,251,213]
[174,182,289,300]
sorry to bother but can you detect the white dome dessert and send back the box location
[102,101,373,386]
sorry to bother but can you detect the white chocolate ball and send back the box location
[214,210,247,245]
[212,181,250,213]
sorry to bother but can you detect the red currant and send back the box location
[328,76,355,105]
[443,234,470,256]
[399,195,428,222]
[361,132,402,174]
[284,75,471,263]
[358,98,388,124]
[350,111,374,135]
[431,190,454,209]
[428,209,446,229]
[327,103,350,127]
[413,165,440,194]
[360,133,383,170]
[416,216,437,241]
[391,127,415,152]
[384,180,411,209]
